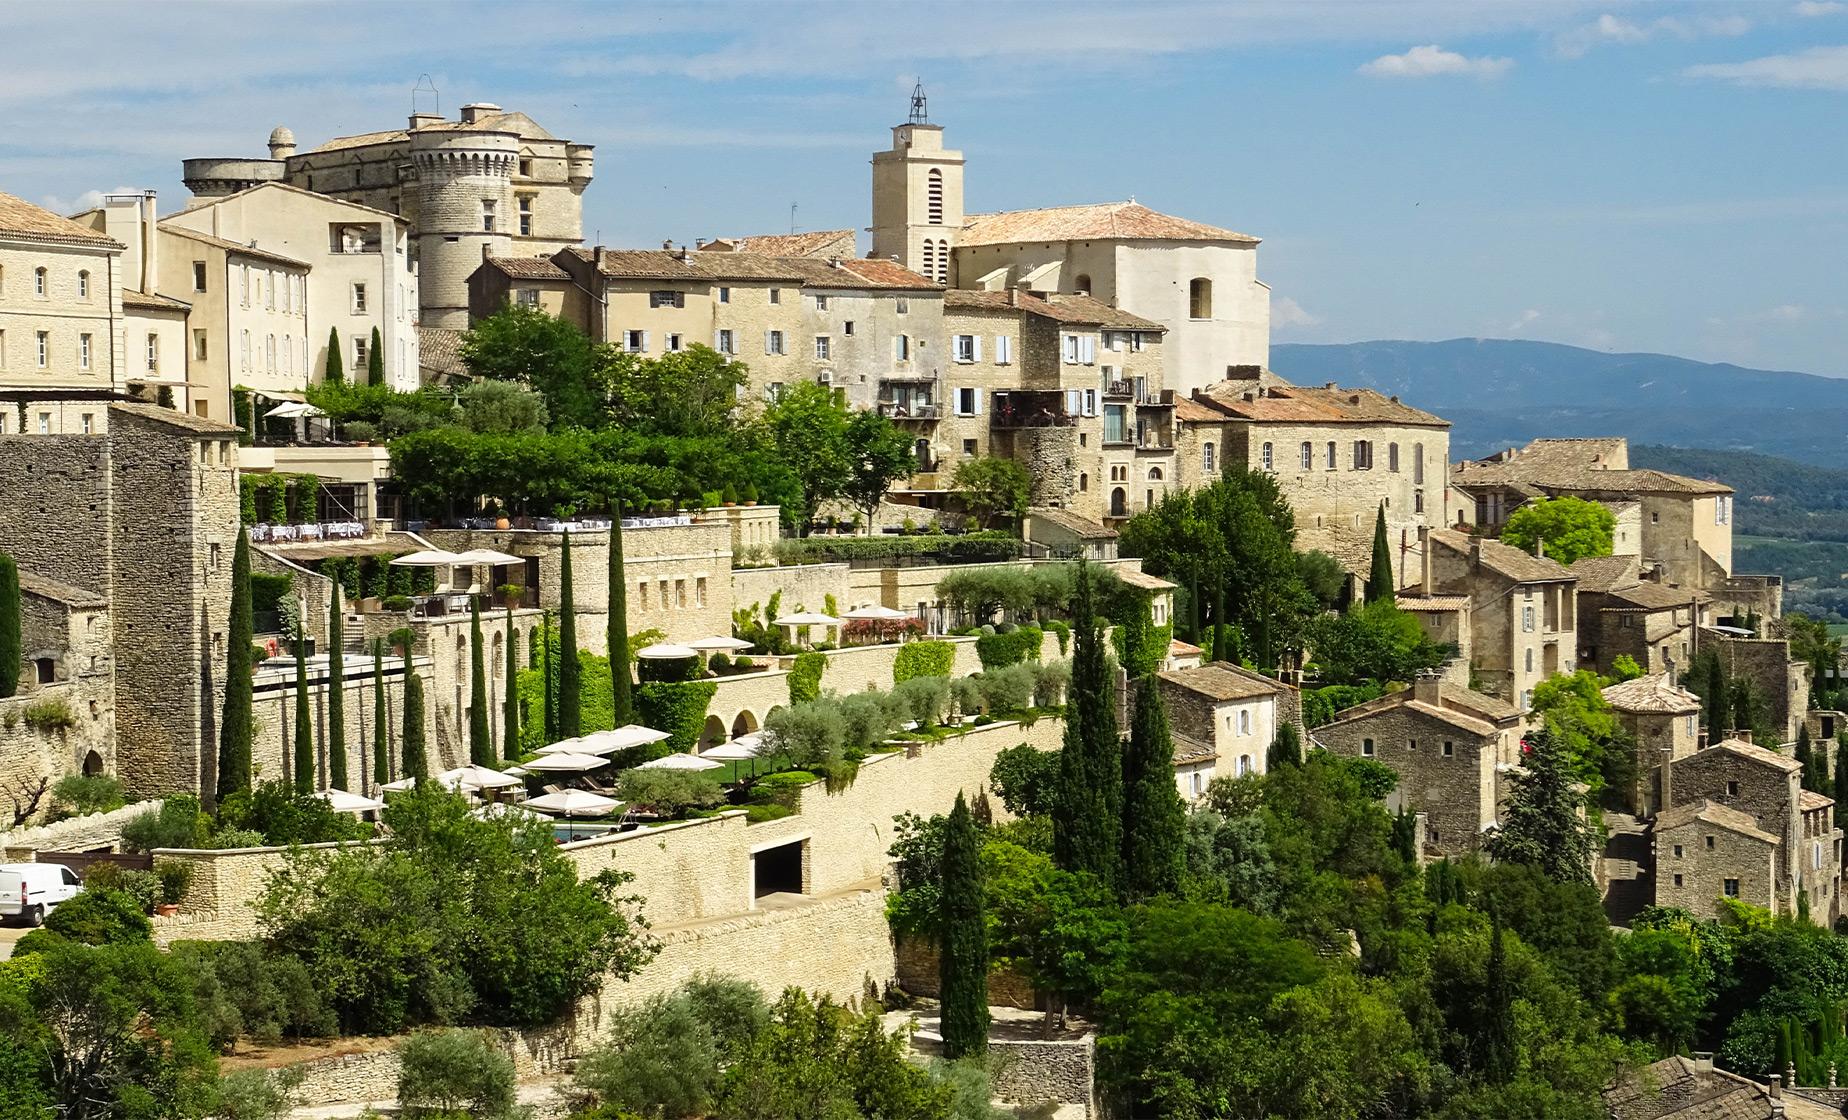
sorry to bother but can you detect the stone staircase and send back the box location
[1601,812,1653,926]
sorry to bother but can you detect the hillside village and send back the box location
[1,90,1841,1120]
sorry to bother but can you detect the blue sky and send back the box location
[3,0,1843,375]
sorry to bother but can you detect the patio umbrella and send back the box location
[389,549,462,566]
[635,643,701,659]
[525,789,623,816]
[843,604,908,620]
[519,751,609,772]
[472,801,546,820]
[452,764,523,789]
[379,774,473,792]
[451,549,524,567]
[574,725,673,755]
[699,740,762,761]
[318,788,385,813]
[637,752,723,772]
[688,636,754,652]
[773,611,842,627]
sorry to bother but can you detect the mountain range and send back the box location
[1269,338,1848,466]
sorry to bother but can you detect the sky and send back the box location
[3,0,1843,376]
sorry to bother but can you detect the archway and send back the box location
[731,710,759,738]
[1110,488,1127,517]
[701,714,727,749]
[82,751,104,776]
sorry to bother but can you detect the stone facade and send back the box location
[1603,673,1702,818]
[1653,799,1780,915]
[1701,627,1810,744]
[0,192,127,426]
[1413,529,1577,710]
[1155,662,1290,796]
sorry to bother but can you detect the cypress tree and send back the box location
[542,610,557,743]
[372,639,389,785]
[1797,723,1813,770]
[558,532,581,738]
[503,604,522,761]
[0,552,19,699]
[217,532,255,803]
[1121,677,1186,899]
[1366,503,1394,604]
[327,582,347,790]
[292,628,314,789]
[1053,562,1123,891]
[402,643,428,779]
[1836,736,1848,829]
[1268,720,1303,769]
[1705,656,1727,744]
[1730,679,1753,737]
[367,326,384,386]
[608,502,634,726]
[468,597,492,764]
[938,792,988,1060]
[324,327,343,384]
[1484,910,1516,1083]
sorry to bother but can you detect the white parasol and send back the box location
[636,752,723,772]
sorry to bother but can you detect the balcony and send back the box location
[1104,380,1134,399]
[878,400,941,421]
[991,391,1075,429]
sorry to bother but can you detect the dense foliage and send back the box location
[1500,495,1617,566]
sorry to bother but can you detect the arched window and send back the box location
[1147,466,1164,481]
[1188,277,1212,319]
[927,169,943,225]
[935,239,949,284]
[1238,754,1252,777]
[1389,442,1401,472]
[266,334,276,372]
[491,632,504,678]
[1203,442,1216,472]
[1110,487,1127,517]
[921,239,934,279]
[1413,443,1425,484]
[1074,273,1092,295]
[1079,472,1089,492]
[77,270,89,299]
[1261,442,1273,471]
[283,335,292,376]
[1300,441,1313,470]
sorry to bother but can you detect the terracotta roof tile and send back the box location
[960,200,1259,247]
[568,247,938,289]
[942,288,1160,328]
[0,191,122,247]
[1025,506,1117,540]
[111,400,240,435]
[483,255,569,280]
[419,326,467,378]
[701,229,856,257]
[1396,594,1470,611]
[1569,554,1641,594]
[1113,568,1176,592]
[1323,682,1516,737]
[1654,798,1779,844]
[1192,380,1448,427]
[819,256,941,290]
[1428,528,1576,584]
[1172,733,1217,766]
[1601,673,1702,714]
[121,288,189,312]
[1699,738,1802,774]
[17,571,106,607]
[1800,789,1834,812]
[1173,398,1225,423]
[1159,662,1286,702]
[1609,581,1706,611]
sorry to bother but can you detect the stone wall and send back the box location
[0,681,115,825]
[892,934,1037,1009]
[1653,817,1778,918]
[991,1036,1096,1114]
[0,802,148,860]
[250,664,414,793]
[0,435,112,599]
[1701,628,1807,744]
[730,562,850,622]
[1316,705,1498,856]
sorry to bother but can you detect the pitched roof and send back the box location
[1323,682,1518,738]
[1428,528,1576,584]
[1041,294,1167,330]
[1172,733,1216,766]
[1601,673,1702,714]
[1187,379,1448,427]
[1025,506,1117,540]
[1691,739,1802,774]
[120,288,189,312]
[701,229,856,257]
[1654,799,1779,844]
[960,200,1259,247]
[566,247,939,290]
[418,327,467,379]
[1396,594,1470,612]
[943,288,1162,329]
[1609,581,1706,612]
[1800,789,1834,813]
[0,191,123,247]
[1569,554,1641,594]
[18,571,107,607]
[482,255,569,280]
[1158,662,1286,702]
[1173,398,1224,423]
[1605,1054,1841,1120]
[158,223,308,268]
[822,256,942,291]
[1113,567,1177,592]
[110,401,241,435]
[163,180,409,226]
[1453,449,1731,496]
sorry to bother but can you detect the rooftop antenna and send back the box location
[789,202,798,234]
[908,79,929,125]
[411,74,440,117]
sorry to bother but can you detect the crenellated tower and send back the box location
[408,127,518,328]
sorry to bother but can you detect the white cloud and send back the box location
[37,186,139,217]
[1684,45,1848,89]
[1508,309,1542,332]
[1796,1,1844,16]
[1358,44,1514,79]
[1555,12,1751,58]
[1272,296,1320,328]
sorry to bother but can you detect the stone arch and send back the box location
[82,750,104,776]
[1110,487,1127,517]
[491,631,504,679]
[701,714,727,749]
[731,710,759,738]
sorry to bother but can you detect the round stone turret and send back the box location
[267,125,297,160]
[409,128,518,328]
[181,157,285,199]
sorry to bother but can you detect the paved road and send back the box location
[0,923,29,960]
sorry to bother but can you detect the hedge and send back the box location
[975,625,1043,670]
[772,532,1023,566]
[788,651,827,706]
[894,640,955,684]
[636,680,718,752]
[1045,620,1070,655]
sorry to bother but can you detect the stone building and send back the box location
[183,103,592,329]
[1605,1052,1844,1120]
[1154,662,1292,799]
[1572,554,1709,679]
[1602,672,1701,818]
[701,229,857,259]
[1173,366,1451,584]
[1700,625,1812,745]
[1314,679,1522,856]
[1652,798,1780,915]
[0,191,128,432]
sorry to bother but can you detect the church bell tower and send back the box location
[870,82,964,284]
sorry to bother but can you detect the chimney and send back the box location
[1698,728,1709,750]
[1390,394,1400,403]
[1413,676,1442,706]
[594,245,605,273]
[1007,289,1019,307]
[694,238,707,249]
[458,102,501,125]
[481,243,493,262]
[1693,1052,1715,1073]
[662,239,673,251]
[407,112,443,130]
[1470,536,1484,569]
[1325,381,1337,390]
[1661,741,1674,808]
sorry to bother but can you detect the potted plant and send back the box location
[383,594,414,612]
[498,583,522,608]
[741,483,759,507]
[722,485,739,508]
[344,420,378,447]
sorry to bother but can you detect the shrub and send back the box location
[976,624,1043,670]
[153,860,195,906]
[209,828,267,849]
[771,532,1021,566]
[170,940,339,1048]
[574,975,770,1117]
[989,744,1059,816]
[614,769,726,818]
[788,650,827,705]
[382,594,414,612]
[215,1068,302,1120]
[250,572,293,617]
[979,663,1038,715]
[707,652,732,673]
[28,887,151,948]
[838,690,896,751]
[892,675,951,729]
[638,655,700,684]
[951,676,985,720]
[1033,658,1072,708]
[635,680,717,753]
[21,697,75,732]
[120,794,210,852]
[763,701,847,772]
[51,772,125,816]
[746,771,818,809]
[80,865,161,914]
[398,1028,516,1119]
[216,781,372,847]
[1045,619,1071,654]
[894,640,955,684]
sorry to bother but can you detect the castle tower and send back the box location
[870,84,963,284]
[408,127,518,328]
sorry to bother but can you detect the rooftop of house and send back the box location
[120,288,190,313]
[959,200,1259,247]
[1605,1054,1840,1120]
[1184,377,1449,428]
[1601,672,1702,715]
[1654,799,1779,845]
[1025,506,1117,540]
[564,247,941,290]
[299,108,576,155]
[164,180,411,226]
[1570,554,1642,594]
[18,570,108,608]
[418,326,467,379]
[0,190,123,248]
[158,223,309,269]
[1453,438,1730,497]
[1428,528,1577,585]
[1323,680,1519,738]
[1608,581,1707,612]
[111,400,241,436]
[1158,661,1287,702]
[482,255,570,280]
[1172,733,1216,767]
[942,288,1166,330]
[1799,789,1835,814]
[1395,594,1470,612]
[1113,567,1177,592]
[700,229,855,256]
[1685,738,1802,774]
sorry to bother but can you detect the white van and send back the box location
[0,863,83,926]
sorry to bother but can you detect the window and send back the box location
[718,286,731,304]
[626,330,649,353]
[1413,443,1425,484]
[676,579,687,608]
[240,264,250,307]
[1188,277,1212,319]
[963,439,977,456]
[1238,709,1251,735]
[1673,844,1684,858]
[1706,834,1716,849]
[1673,873,1684,888]
[1522,605,1535,632]
[351,283,367,313]
[1362,738,1375,757]
[1525,648,1534,672]
[1079,472,1089,492]
[1261,442,1273,471]
[0,330,5,369]
[765,330,784,355]
[955,387,980,416]
[79,413,92,435]
[1408,738,1418,751]
[1724,878,1740,898]
[79,333,92,369]
[1389,443,1400,472]
[696,577,707,607]
[768,288,781,305]
[1716,495,1732,525]
[935,239,949,284]
[265,333,277,372]
[352,334,367,369]
[922,240,935,279]
[843,320,854,336]
[77,270,89,299]
[1726,781,1739,798]
[927,169,944,224]
[1443,740,1454,757]
[265,271,275,310]
[518,196,533,236]
[666,333,682,352]
[33,267,46,297]
[814,294,829,311]
[1191,771,1204,797]
[1326,441,1336,469]
[1203,442,1216,472]
[1238,755,1252,777]
[649,290,684,309]
[896,297,908,315]
[814,335,831,360]
[1415,491,1425,514]
[1353,440,1373,470]
[1075,273,1092,295]
[283,334,292,375]
[519,157,533,177]
[515,288,539,307]
[194,330,207,360]
[994,335,1012,364]
[1063,334,1079,364]
[954,334,977,362]
[895,334,910,361]
[716,329,735,354]
[481,198,497,232]
[36,413,49,434]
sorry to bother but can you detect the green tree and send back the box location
[558,532,581,738]
[1053,562,1123,891]
[401,641,428,780]
[456,378,548,435]
[1310,599,1448,685]
[541,610,557,744]
[608,503,633,727]
[468,597,492,765]
[1484,910,1517,1083]
[372,638,390,785]
[938,792,988,1060]
[397,1028,515,1119]
[324,326,343,384]
[1499,495,1616,566]
[989,744,1060,817]
[1122,678,1186,899]
[1268,720,1303,769]
[1530,669,1633,795]
[951,456,1031,530]
[460,302,609,429]
[1704,653,1727,744]
[606,344,749,438]
[366,326,383,386]
[0,552,18,699]
[502,605,521,763]
[327,582,347,790]
[762,380,851,534]
[1297,548,1348,610]
[217,531,255,803]
[292,629,314,789]
[1367,503,1395,603]
[1486,729,1596,884]
[843,408,918,529]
